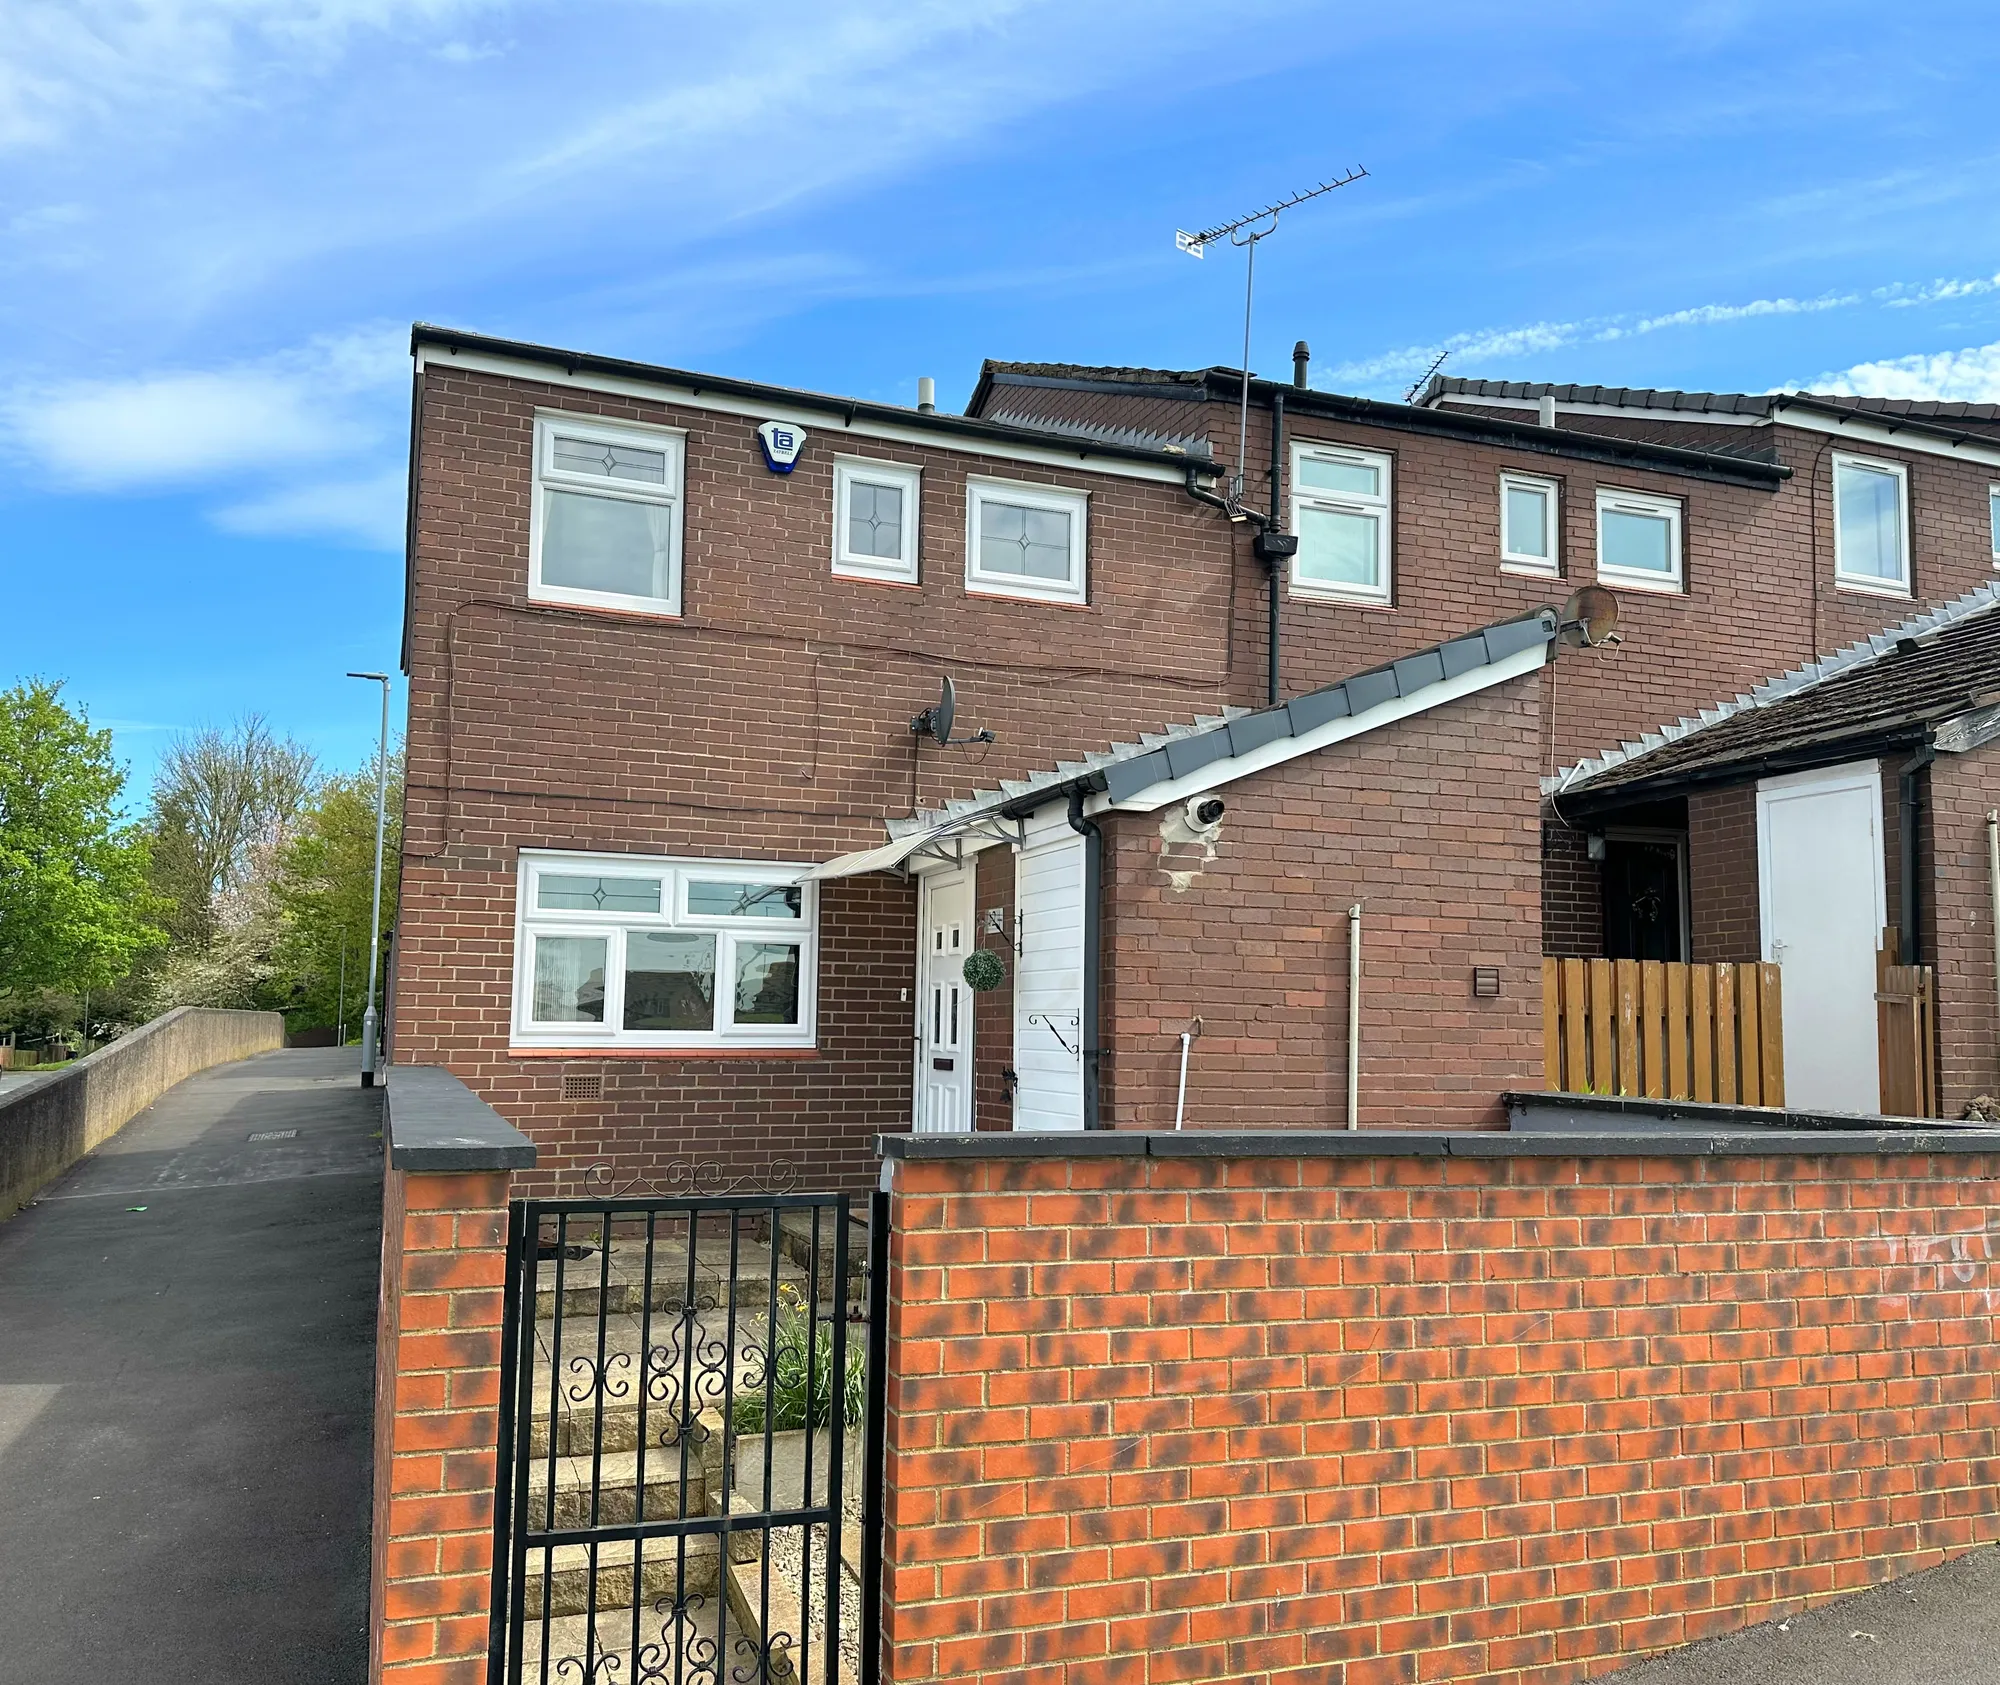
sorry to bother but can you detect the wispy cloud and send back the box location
[215,465,407,549]
[1326,270,2000,392]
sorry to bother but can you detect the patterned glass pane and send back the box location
[1602,507,1674,576]
[686,881,802,920]
[1296,505,1381,588]
[1298,454,1380,497]
[552,434,668,485]
[532,936,607,1023]
[979,499,1072,580]
[542,490,673,600]
[847,480,904,559]
[537,874,662,913]
[624,932,716,1031]
[734,942,802,1026]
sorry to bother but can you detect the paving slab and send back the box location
[0,1046,381,1684]
[1610,1544,2000,1684]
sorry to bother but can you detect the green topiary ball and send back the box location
[961,949,1006,993]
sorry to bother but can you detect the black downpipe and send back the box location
[1900,744,1935,964]
[1066,788,1104,1129]
[1266,390,1285,706]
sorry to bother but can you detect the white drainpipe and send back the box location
[1173,1017,1203,1130]
[1347,903,1363,1129]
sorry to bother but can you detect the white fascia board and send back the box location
[1771,403,2000,469]
[1431,394,1769,428]
[416,345,1196,486]
[1088,641,1550,817]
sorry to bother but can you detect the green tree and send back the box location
[271,756,403,1037]
[0,680,163,1002]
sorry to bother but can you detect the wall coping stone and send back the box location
[1504,1089,1993,1135]
[878,1120,2000,1162]
[385,1065,537,1171]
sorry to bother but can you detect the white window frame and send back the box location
[1831,452,1911,598]
[528,413,686,617]
[964,477,1088,605]
[1594,487,1683,594]
[832,456,922,584]
[1987,485,2000,567]
[1499,472,1561,576]
[1289,441,1393,605]
[511,850,816,1050]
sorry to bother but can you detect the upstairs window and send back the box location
[1500,473,1560,575]
[1595,488,1683,593]
[1832,454,1910,596]
[514,852,815,1050]
[1292,442,1392,604]
[965,478,1088,604]
[833,457,922,583]
[530,415,684,616]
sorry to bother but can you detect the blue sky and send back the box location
[6,0,2000,803]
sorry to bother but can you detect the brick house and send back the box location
[393,329,2000,1187]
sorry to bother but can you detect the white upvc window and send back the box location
[1990,486,2000,565]
[1499,472,1560,575]
[833,457,921,583]
[1832,453,1911,596]
[1595,487,1683,593]
[1291,441,1392,604]
[529,415,685,616]
[512,851,816,1050]
[964,478,1088,604]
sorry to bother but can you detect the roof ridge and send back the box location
[1548,582,2000,795]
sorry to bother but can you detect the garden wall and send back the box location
[878,1128,2000,1685]
[0,1006,284,1219]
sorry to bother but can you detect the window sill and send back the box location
[510,1046,821,1060]
[1833,576,1913,601]
[523,593,685,627]
[963,584,1090,609]
[1595,570,1684,597]
[832,568,922,589]
[1499,559,1561,579]
[1286,584,1394,608]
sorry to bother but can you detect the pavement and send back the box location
[0,1047,383,1685]
[1611,1545,2000,1684]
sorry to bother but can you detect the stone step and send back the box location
[533,1238,825,1322]
[774,1211,871,1292]
[524,1450,706,1531]
[519,1531,722,1621]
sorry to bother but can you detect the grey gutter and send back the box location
[412,324,1215,473]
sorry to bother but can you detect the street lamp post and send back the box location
[347,671,392,1089]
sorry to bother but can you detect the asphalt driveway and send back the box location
[0,1047,381,1684]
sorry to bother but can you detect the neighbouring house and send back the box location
[391,328,2000,1189]
[1551,582,2000,1117]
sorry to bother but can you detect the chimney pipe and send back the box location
[1292,341,1311,390]
[916,377,936,414]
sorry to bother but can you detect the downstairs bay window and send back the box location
[513,852,816,1050]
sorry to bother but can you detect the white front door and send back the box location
[914,868,973,1133]
[1758,764,1886,1112]
[1013,821,1085,1132]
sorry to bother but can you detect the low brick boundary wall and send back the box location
[878,1128,2000,1685]
[371,1065,536,1685]
[0,1006,283,1219]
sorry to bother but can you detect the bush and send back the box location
[732,1286,866,1433]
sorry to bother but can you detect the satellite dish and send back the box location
[1558,585,1622,648]
[911,676,995,748]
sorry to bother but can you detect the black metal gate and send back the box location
[490,1185,888,1685]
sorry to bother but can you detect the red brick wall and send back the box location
[1097,673,1546,1132]
[881,1144,2000,1685]
[1925,752,2000,1115]
[370,1165,513,1684]
[1687,787,1761,964]
[1540,824,1602,958]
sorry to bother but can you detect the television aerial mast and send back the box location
[1177,166,1368,510]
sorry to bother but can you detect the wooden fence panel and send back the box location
[1543,957,1785,1104]
[1877,928,1939,1118]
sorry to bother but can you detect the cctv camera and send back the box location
[1186,796,1226,827]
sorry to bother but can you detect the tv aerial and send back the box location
[1176,166,1369,510]
[910,676,995,748]
[1557,585,1623,648]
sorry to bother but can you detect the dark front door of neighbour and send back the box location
[1602,835,1685,962]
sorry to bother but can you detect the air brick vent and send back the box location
[561,1074,604,1101]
